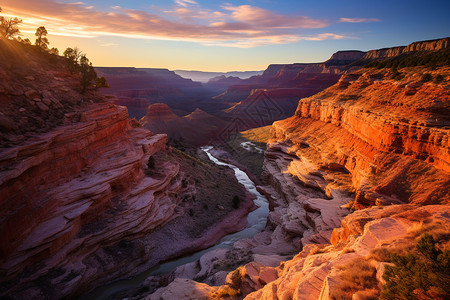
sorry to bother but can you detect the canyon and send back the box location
[114,38,450,299]
[0,36,449,300]
[97,50,367,146]
[0,39,253,299]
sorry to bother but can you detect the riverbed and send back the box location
[83,147,269,299]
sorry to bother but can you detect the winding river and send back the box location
[83,146,269,299]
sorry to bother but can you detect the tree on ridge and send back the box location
[35,26,49,49]
[0,7,23,39]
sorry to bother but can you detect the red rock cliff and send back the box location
[271,66,450,208]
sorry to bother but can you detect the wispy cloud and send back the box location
[175,0,198,7]
[340,17,381,23]
[1,0,354,47]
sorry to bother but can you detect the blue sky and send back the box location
[2,0,449,71]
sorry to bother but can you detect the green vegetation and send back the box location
[382,233,450,300]
[240,125,273,144]
[364,48,450,69]
[220,127,270,180]
[79,54,98,92]
[64,47,109,92]
[35,26,49,50]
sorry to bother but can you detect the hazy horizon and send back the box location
[2,0,449,71]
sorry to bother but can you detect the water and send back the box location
[83,146,269,299]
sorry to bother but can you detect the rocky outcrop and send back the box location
[326,50,366,65]
[0,100,180,297]
[141,104,227,146]
[109,97,152,119]
[271,66,450,208]
[0,103,167,260]
[0,39,252,299]
[215,50,364,129]
[363,37,450,60]
[243,205,450,299]
[234,66,449,298]
[97,67,211,118]
[146,204,450,300]
[128,40,449,300]
[145,103,180,121]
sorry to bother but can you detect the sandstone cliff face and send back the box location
[327,50,366,63]
[145,64,449,300]
[0,40,251,299]
[235,66,449,297]
[363,37,450,60]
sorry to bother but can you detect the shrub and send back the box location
[331,257,379,299]
[368,247,393,262]
[147,156,155,169]
[232,195,240,209]
[209,285,241,299]
[434,74,444,83]
[181,179,188,188]
[391,68,405,81]
[421,73,433,82]
[381,233,450,299]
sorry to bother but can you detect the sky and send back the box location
[1,0,449,71]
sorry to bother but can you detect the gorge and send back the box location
[0,35,449,300]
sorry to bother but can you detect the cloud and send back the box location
[175,0,198,7]
[0,0,350,47]
[340,17,381,23]
[223,5,328,29]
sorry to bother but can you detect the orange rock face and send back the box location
[271,66,450,208]
[363,37,449,60]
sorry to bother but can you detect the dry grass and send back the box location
[406,219,450,245]
[342,247,355,254]
[241,126,273,144]
[331,257,379,300]
[353,289,380,300]
[208,285,241,300]
[367,247,392,262]
[309,245,330,255]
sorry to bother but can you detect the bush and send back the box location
[147,156,155,169]
[181,179,188,188]
[391,68,405,81]
[421,73,433,82]
[434,74,445,83]
[331,257,378,299]
[382,233,450,299]
[232,195,240,209]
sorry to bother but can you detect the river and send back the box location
[83,146,269,299]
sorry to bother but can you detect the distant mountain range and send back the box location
[173,70,264,83]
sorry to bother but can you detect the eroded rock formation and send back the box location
[142,49,449,299]
[0,39,252,299]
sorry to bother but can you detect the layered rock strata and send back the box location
[0,40,252,299]
[144,66,449,299]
